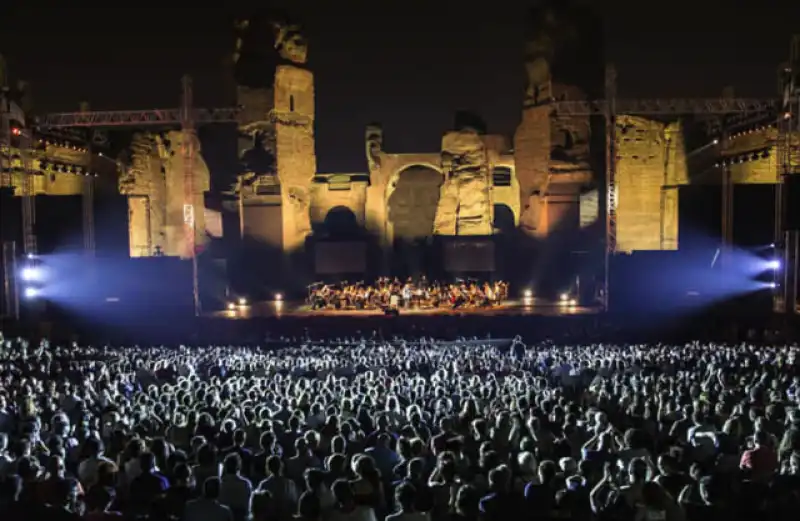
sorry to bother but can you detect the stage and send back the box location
[207,298,600,319]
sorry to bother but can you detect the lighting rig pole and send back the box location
[775,35,800,314]
[1,82,20,319]
[719,129,733,271]
[180,75,201,318]
[603,64,617,312]
[80,104,96,261]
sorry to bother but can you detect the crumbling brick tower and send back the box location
[233,14,317,255]
[514,0,605,237]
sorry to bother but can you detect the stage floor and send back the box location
[207,299,600,319]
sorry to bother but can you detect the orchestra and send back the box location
[307,277,509,311]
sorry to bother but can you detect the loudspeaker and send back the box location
[786,175,800,231]
[383,307,399,317]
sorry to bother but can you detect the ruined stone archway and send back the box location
[493,204,516,234]
[386,165,443,276]
[323,205,360,239]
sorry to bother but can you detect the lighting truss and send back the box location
[553,98,779,117]
[36,107,240,128]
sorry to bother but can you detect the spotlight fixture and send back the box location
[24,287,38,299]
[274,293,283,301]
[20,267,39,282]
[766,259,781,271]
[227,302,235,310]
[523,289,533,298]
[238,297,248,306]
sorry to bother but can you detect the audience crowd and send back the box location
[0,331,798,521]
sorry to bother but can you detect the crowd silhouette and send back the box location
[0,332,798,521]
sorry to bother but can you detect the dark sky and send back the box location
[1,0,797,172]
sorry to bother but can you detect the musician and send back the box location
[402,281,413,308]
[307,277,509,311]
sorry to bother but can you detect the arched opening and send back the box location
[551,129,576,161]
[387,166,442,276]
[323,206,359,239]
[289,95,295,112]
[493,204,515,234]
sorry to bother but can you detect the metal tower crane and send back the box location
[36,78,239,317]
[551,86,779,311]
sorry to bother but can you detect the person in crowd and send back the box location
[0,333,798,521]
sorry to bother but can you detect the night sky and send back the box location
[1,0,797,172]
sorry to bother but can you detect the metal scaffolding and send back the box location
[553,97,778,117]
[775,35,800,313]
[36,107,239,128]
[180,75,201,317]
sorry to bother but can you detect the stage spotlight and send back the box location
[238,297,248,306]
[227,302,236,311]
[26,253,35,259]
[559,293,569,303]
[569,299,577,306]
[766,259,781,270]
[24,287,39,299]
[274,293,283,301]
[20,266,40,282]
[523,289,533,298]
[768,282,777,289]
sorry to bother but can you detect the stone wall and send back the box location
[159,131,210,258]
[120,131,211,258]
[273,65,316,253]
[309,174,368,232]
[514,105,551,235]
[119,133,163,257]
[365,151,441,246]
[236,64,317,255]
[434,128,493,235]
[614,115,688,252]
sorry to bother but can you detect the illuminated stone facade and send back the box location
[119,131,210,258]
[7,9,795,267]
[234,16,316,254]
[614,116,688,252]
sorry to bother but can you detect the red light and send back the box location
[11,127,22,136]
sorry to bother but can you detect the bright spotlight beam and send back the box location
[24,287,39,299]
[21,267,39,282]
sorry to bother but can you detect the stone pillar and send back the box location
[119,133,165,257]
[273,64,316,254]
[364,124,386,241]
[514,105,551,235]
[434,128,493,236]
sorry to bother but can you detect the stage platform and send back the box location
[207,298,600,319]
